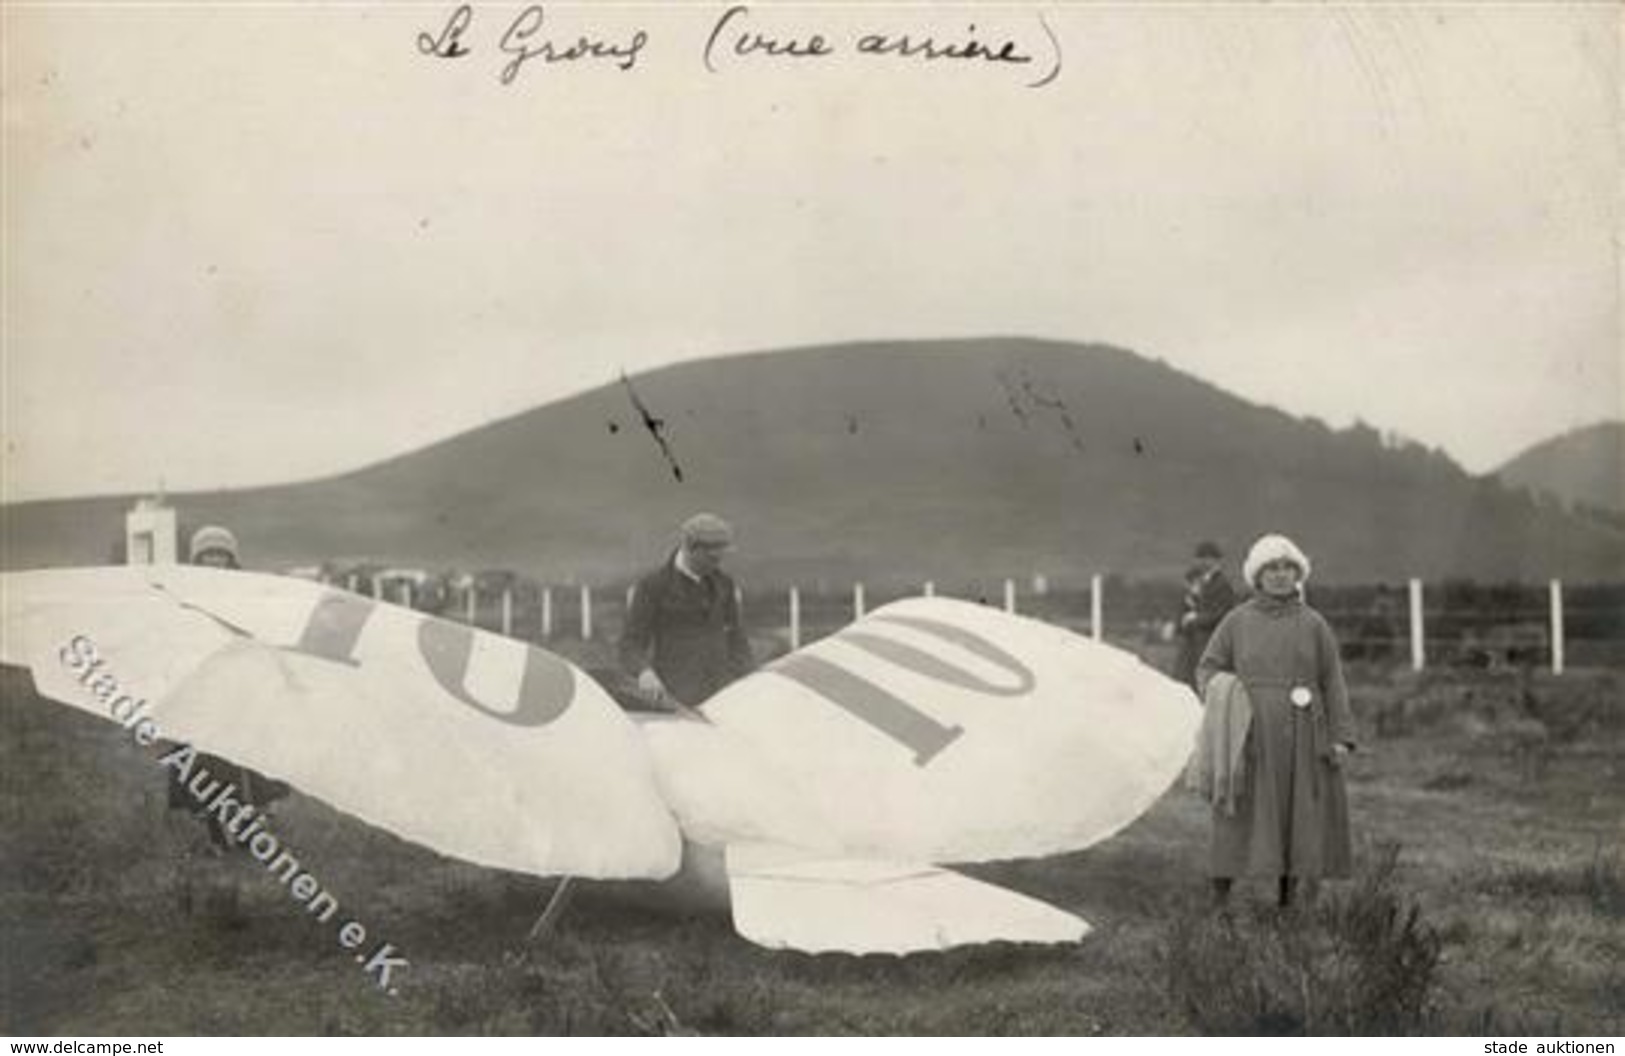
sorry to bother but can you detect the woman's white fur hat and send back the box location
[1243,533,1312,588]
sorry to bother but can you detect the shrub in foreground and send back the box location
[1163,844,1442,1035]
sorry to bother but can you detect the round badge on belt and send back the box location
[1290,686,1313,708]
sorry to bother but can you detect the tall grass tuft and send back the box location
[1163,844,1442,1035]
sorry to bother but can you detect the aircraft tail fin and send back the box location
[725,841,1090,954]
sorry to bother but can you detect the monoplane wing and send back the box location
[698,597,1200,864]
[1,566,682,880]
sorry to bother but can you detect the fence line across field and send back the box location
[344,573,1610,676]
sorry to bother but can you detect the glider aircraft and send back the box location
[1,565,1199,954]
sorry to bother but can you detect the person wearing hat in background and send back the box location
[187,524,240,569]
[165,525,290,923]
[1196,533,1356,910]
[619,513,756,711]
[1172,540,1238,691]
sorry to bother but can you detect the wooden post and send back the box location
[580,585,593,641]
[789,586,801,651]
[541,587,553,640]
[1090,574,1103,642]
[853,582,866,621]
[501,588,514,638]
[1003,578,1016,614]
[1549,579,1565,676]
[1408,577,1425,672]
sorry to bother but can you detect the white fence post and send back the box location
[1408,577,1425,672]
[400,581,414,609]
[541,587,553,640]
[789,586,801,651]
[501,588,514,638]
[1003,578,1016,614]
[370,576,382,600]
[1090,574,1103,642]
[580,585,593,641]
[465,583,477,626]
[1550,579,1565,676]
[346,573,359,593]
[853,582,866,621]
[923,580,935,598]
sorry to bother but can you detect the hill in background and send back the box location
[1494,421,1625,520]
[5,338,1623,585]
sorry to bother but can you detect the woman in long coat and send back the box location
[1197,533,1356,907]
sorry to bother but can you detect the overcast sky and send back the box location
[3,2,1617,502]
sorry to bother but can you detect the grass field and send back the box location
[2,660,1621,1036]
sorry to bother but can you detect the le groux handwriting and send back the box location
[417,4,648,84]
[416,4,1063,89]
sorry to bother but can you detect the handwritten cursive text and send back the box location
[498,6,649,84]
[414,4,1062,89]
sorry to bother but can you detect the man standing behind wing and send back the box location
[1172,540,1237,691]
[620,513,755,710]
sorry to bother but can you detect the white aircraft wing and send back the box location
[699,597,1200,864]
[1,566,682,881]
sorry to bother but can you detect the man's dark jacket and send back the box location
[1173,566,1237,690]
[619,556,754,707]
